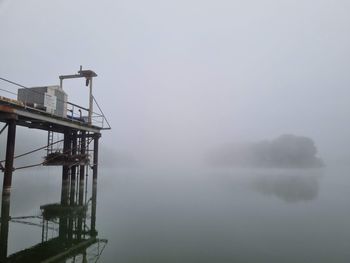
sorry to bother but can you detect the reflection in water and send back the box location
[252,172,320,203]
[0,176,107,262]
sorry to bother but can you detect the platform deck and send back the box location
[0,98,101,133]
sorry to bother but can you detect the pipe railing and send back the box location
[0,78,111,130]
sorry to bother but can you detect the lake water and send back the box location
[1,165,350,262]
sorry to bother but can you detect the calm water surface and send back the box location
[1,165,350,262]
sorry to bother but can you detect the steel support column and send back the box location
[78,131,86,206]
[2,119,16,196]
[91,133,100,235]
[61,130,71,206]
[0,194,10,261]
[70,131,77,205]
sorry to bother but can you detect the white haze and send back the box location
[0,0,350,167]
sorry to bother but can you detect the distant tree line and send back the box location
[209,134,324,168]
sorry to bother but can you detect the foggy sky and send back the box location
[0,0,350,165]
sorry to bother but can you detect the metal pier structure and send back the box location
[0,68,110,262]
[0,181,108,262]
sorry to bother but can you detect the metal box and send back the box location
[17,85,67,117]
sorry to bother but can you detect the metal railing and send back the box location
[0,77,111,130]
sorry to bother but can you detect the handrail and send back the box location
[92,95,111,129]
[0,76,111,130]
[67,101,89,112]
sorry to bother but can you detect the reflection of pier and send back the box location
[0,176,107,262]
[0,68,110,262]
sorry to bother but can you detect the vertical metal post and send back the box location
[77,212,83,241]
[0,119,16,261]
[93,133,100,184]
[83,251,87,263]
[59,214,68,242]
[67,213,73,244]
[61,130,71,206]
[78,131,86,206]
[2,119,16,196]
[0,194,10,261]
[70,131,77,205]
[88,77,93,125]
[1,120,17,256]
[59,130,71,241]
[41,216,45,243]
[47,131,50,156]
[91,133,100,235]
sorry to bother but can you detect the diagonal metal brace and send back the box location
[0,123,8,135]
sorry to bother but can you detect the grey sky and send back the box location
[0,0,349,164]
